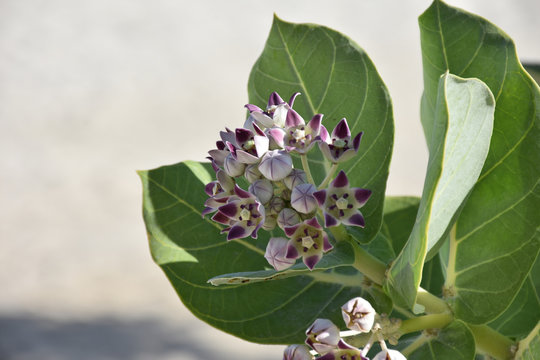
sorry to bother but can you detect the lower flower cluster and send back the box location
[283,297,406,360]
[203,91,371,270]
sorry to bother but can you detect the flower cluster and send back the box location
[204,91,371,270]
[283,297,406,360]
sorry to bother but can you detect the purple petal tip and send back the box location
[332,171,349,188]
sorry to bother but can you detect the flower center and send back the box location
[336,198,349,210]
[244,139,255,150]
[292,128,305,140]
[240,208,251,221]
[333,139,347,148]
[302,236,315,249]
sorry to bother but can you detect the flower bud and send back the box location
[224,153,245,177]
[372,350,407,360]
[291,183,317,214]
[277,208,301,229]
[283,344,312,360]
[341,297,375,333]
[284,169,308,190]
[249,179,274,204]
[258,150,293,181]
[265,237,296,271]
[268,197,286,215]
[305,319,340,355]
[262,215,277,231]
[244,164,262,183]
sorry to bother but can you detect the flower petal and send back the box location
[324,212,339,227]
[288,92,301,107]
[354,188,372,206]
[304,254,321,270]
[332,118,351,139]
[313,189,327,206]
[268,91,285,106]
[227,223,248,240]
[285,108,305,128]
[353,131,363,151]
[331,170,349,188]
[343,212,365,227]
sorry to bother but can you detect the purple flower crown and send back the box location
[203,91,371,270]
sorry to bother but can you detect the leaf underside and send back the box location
[408,321,476,360]
[385,72,495,309]
[419,0,540,324]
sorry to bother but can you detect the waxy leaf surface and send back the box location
[248,16,394,244]
[140,161,388,344]
[420,0,540,324]
[385,73,495,309]
[407,321,475,360]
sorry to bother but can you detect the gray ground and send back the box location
[1,0,538,359]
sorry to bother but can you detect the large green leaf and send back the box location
[406,321,475,360]
[385,72,495,309]
[488,256,540,339]
[248,16,394,244]
[515,322,540,360]
[140,161,390,344]
[420,0,540,324]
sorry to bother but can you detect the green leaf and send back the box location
[420,0,540,324]
[248,15,394,244]
[406,321,476,360]
[140,161,390,344]
[515,322,540,360]
[385,72,495,309]
[488,256,540,339]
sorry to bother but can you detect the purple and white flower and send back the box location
[284,218,333,270]
[319,118,363,163]
[341,297,376,333]
[305,319,340,355]
[313,171,371,228]
[283,344,313,360]
[282,110,326,154]
[215,185,265,241]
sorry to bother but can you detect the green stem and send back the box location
[300,154,315,185]
[318,163,338,189]
[469,324,514,360]
[401,334,429,357]
[399,313,453,335]
[333,234,515,360]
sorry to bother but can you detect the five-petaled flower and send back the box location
[284,218,333,270]
[319,118,363,163]
[313,171,371,228]
[214,185,265,241]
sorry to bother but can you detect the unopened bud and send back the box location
[284,169,308,190]
[291,183,317,214]
[277,208,301,229]
[258,150,293,181]
[249,179,274,204]
[268,197,286,215]
[224,153,245,177]
[265,237,296,271]
[244,164,262,183]
[262,215,277,231]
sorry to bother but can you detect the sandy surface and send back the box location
[1,0,538,359]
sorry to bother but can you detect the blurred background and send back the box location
[0,0,538,359]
